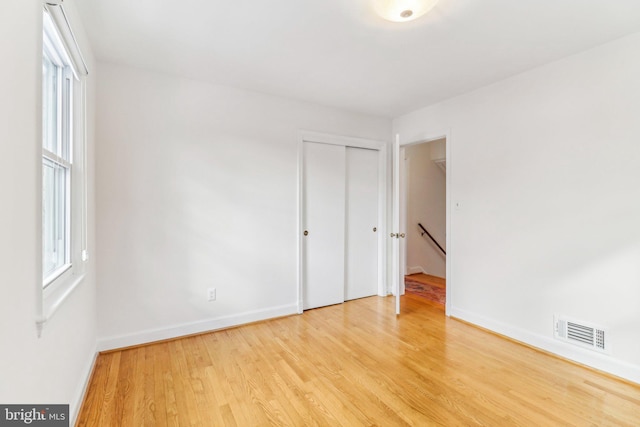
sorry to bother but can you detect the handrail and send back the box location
[418,223,446,255]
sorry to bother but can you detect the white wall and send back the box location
[0,0,97,422]
[405,140,446,277]
[394,32,640,383]
[95,64,391,349]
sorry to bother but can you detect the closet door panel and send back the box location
[302,142,346,310]
[345,147,379,301]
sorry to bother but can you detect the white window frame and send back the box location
[42,16,73,286]
[38,3,89,335]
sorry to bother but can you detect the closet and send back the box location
[302,141,380,310]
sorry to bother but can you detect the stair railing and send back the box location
[417,223,446,256]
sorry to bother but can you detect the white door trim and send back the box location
[297,131,388,314]
[397,130,452,315]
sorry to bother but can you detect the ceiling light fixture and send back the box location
[373,0,439,23]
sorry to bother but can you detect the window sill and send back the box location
[43,263,72,288]
[37,271,85,336]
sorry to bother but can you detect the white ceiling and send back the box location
[76,0,640,117]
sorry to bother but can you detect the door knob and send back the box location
[303,230,309,236]
[400,233,406,238]
[373,227,377,232]
[390,233,397,238]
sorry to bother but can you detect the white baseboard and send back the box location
[70,344,98,425]
[406,266,427,275]
[449,306,640,385]
[97,304,299,352]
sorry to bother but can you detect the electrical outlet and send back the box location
[207,288,216,302]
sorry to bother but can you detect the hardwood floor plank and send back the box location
[76,352,120,427]
[77,296,640,426]
[149,343,168,427]
[161,370,179,425]
[130,347,147,426]
[113,349,134,425]
[170,339,208,426]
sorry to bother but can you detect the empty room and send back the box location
[2,0,640,425]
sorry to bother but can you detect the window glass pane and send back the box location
[61,74,71,161]
[42,54,58,155]
[43,158,69,281]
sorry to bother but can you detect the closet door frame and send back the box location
[297,131,388,314]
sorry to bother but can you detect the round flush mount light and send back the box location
[373,0,439,22]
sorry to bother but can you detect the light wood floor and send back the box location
[77,295,640,426]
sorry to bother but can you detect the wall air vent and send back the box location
[554,315,609,353]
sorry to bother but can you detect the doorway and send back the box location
[399,136,448,312]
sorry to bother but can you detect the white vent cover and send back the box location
[554,315,609,353]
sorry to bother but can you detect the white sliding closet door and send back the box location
[302,142,346,310]
[345,147,378,301]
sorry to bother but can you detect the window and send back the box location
[42,11,73,285]
[39,5,89,330]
